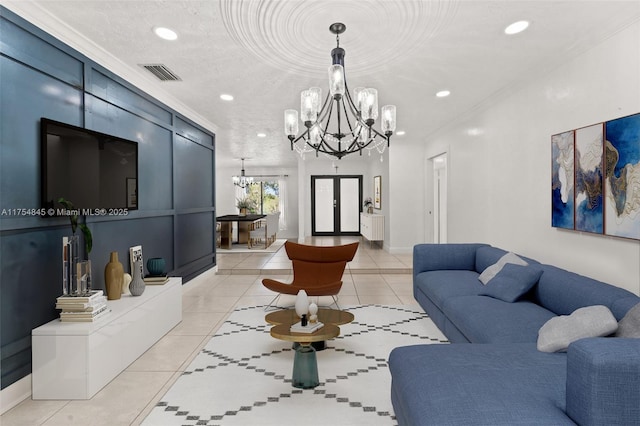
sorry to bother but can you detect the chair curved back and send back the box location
[285,241,359,293]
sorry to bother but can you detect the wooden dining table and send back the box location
[216,214,266,249]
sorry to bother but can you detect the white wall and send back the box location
[426,22,640,294]
[388,142,423,253]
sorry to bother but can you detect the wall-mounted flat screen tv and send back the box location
[41,118,138,215]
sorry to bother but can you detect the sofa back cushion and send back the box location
[413,243,489,277]
[535,264,640,320]
[475,246,539,274]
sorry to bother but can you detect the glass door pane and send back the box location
[340,177,360,232]
[314,178,334,233]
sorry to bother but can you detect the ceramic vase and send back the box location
[295,290,309,318]
[129,260,145,296]
[146,257,166,276]
[104,252,123,300]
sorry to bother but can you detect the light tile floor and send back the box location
[1,237,417,426]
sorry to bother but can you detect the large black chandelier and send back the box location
[284,23,397,159]
[232,158,254,189]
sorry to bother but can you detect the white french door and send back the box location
[311,175,362,235]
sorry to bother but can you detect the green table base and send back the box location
[292,345,319,389]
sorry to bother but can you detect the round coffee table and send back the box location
[265,308,355,326]
[270,323,340,389]
[266,308,354,389]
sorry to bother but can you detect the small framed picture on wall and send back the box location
[374,175,382,209]
[126,178,137,209]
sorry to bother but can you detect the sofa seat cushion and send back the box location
[414,270,485,311]
[442,296,557,343]
[389,343,573,426]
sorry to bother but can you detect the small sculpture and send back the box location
[308,302,318,323]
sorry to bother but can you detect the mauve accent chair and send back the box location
[262,241,359,310]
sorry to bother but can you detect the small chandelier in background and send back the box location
[232,158,254,188]
[284,22,397,160]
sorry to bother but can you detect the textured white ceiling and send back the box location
[5,1,640,169]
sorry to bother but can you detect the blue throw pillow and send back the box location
[479,263,543,302]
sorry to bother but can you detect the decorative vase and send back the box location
[104,252,123,300]
[239,208,247,216]
[62,235,80,295]
[122,273,132,295]
[77,259,92,296]
[295,290,309,318]
[129,260,145,296]
[146,257,166,276]
[367,206,373,214]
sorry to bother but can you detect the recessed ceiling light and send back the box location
[504,20,529,35]
[153,27,178,41]
[257,133,267,138]
[396,131,406,136]
[220,94,234,101]
[436,90,450,98]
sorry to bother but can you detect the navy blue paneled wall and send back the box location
[0,8,216,390]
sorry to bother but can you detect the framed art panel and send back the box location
[374,176,381,210]
[604,112,640,239]
[574,124,603,234]
[551,131,575,229]
[126,178,137,209]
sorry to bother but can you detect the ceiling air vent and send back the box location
[140,64,182,81]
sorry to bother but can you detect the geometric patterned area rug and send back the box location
[142,305,449,426]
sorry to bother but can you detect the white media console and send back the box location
[31,277,182,400]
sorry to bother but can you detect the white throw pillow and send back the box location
[478,252,528,285]
[537,305,618,353]
[616,302,640,338]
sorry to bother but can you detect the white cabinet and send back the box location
[32,278,182,400]
[360,213,384,244]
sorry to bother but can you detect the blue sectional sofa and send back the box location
[389,243,640,426]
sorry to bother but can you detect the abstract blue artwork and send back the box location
[574,124,603,234]
[551,131,574,229]
[605,113,640,239]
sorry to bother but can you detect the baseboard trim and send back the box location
[1,374,31,414]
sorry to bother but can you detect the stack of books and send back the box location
[143,274,169,285]
[290,321,324,333]
[55,290,109,322]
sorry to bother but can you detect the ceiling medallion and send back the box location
[284,23,397,159]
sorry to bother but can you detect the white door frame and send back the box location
[425,152,448,243]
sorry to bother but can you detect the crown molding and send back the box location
[2,2,219,134]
